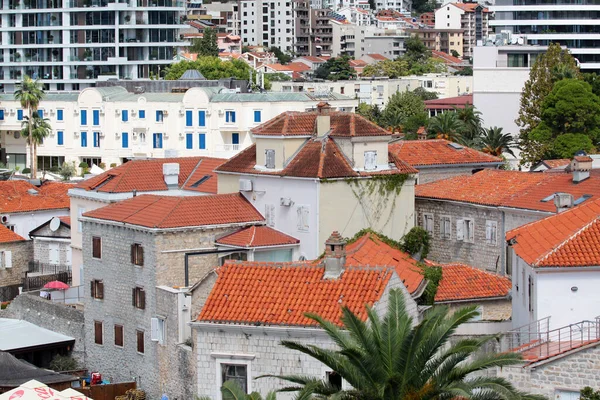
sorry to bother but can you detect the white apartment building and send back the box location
[239,0,294,52]
[331,20,408,59]
[375,0,411,13]
[0,0,187,92]
[435,2,491,58]
[335,6,372,26]
[0,86,357,171]
[491,0,600,71]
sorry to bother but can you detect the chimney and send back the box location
[316,101,331,137]
[323,231,346,279]
[163,163,180,189]
[570,155,593,183]
[554,192,574,213]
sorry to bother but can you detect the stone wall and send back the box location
[417,165,499,184]
[33,239,71,266]
[497,343,600,398]
[446,299,511,321]
[0,241,32,287]
[0,291,86,364]
[415,199,503,272]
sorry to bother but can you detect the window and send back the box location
[94,321,103,345]
[153,133,163,149]
[297,205,309,232]
[132,286,145,309]
[185,110,193,127]
[78,207,85,232]
[0,109,4,120]
[90,279,104,299]
[81,131,88,147]
[139,110,146,119]
[364,150,377,170]
[186,133,193,149]
[139,132,146,144]
[265,204,275,227]
[422,213,433,235]
[114,324,123,347]
[136,330,145,354]
[156,110,164,122]
[265,149,275,169]
[0,251,12,269]
[93,132,101,148]
[232,133,239,145]
[253,110,261,123]
[80,109,87,125]
[92,236,102,259]
[17,109,23,121]
[221,364,248,393]
[198,110,206,127]
[456,219,474,242]
[57,131,64,146]
[122,109,128,122]
[122,132,128,148]
[39,110,46,118]
[440,216,451,240]
[151,317,165,345]
[93,109,100,126]
[485,220,497,245]
[131,243,144,266]
[199,133,206,150]
[326,371,342,391]
[56,109,63,121]
[225,110,236,123]
[528,275,533,312]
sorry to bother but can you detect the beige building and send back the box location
[435,3,491,58]
[407,28,464,57]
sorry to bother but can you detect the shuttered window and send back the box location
[265,149,275,169]
[114,325,123,347]
[92,237,101,259]
[90,279,104,299]
[485,220,497,245]
[441,216,451,240]
[136,330,145,354]
[132,287,145,309]
[422,214,433,235]
[131,244,144,266]
[364,150,377,170]
[94,321,103,345]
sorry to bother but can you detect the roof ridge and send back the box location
[317,137,327,178]
[147,196,180,228]
[533,217,600,266]
[248,225,257,246]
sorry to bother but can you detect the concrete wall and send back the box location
[0,292,86,365]
[446,299,512,322]
[0,240,32,287]
[416,165,500,184]
[9,210,70,241]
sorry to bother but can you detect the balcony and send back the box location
[214,144,241,158]
[27,261,71,276]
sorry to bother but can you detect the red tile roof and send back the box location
[75,157,225,194]
[541,159,571,169]
[507,198,600,268]
[0,181,71,214]
[58,216,71,226]
[299,56,327,63]
[435,263,511,302]
[390,139,502,167]
[366,53,389,61]
[0,225,26,244]
[216,226,299,248]
[83,193,264,229]
[424,95,473,110]
[452,2,489,12]
[198,262,393,326]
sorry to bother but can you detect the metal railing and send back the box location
[28,261,71,276]
[215,144,240,152]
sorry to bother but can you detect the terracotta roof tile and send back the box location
[542,159,571,169]
[366,53,388,61]
[423,95,474,110]
[390,139,502,167]
[451,2,489,12]
[216,226,299,248]
[75,157,225,194]
[58,216,71,227]
[431,50,463,65]
[0,225,26,243]
[83,193,264,229]
[299,56,327,63]
[507,198,600,268]
[0,181,71,214]
[198,262,393,326]
[435,263,511,302]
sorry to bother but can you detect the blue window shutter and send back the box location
[186,133,193,149]
[225,111,230,123]
[156,110,160,121]
[122,132,128,148]
[81,110,87,125]
[139,110,145,119]
[57,109,63,121]
[38,109,44,118]
[199,133,206,149]
[93,132,100,147]
[232,133,239,145]
[17,110,23,121]
[122,110,128,122]
[93,110,100,125]
[57,131,64,145]
[198,111,206,127]
[153,133,156,148]
[159,133,163,148]
[186,110,192,127]
[254,110,261,123]
[0,109,4,120]
[81,132,87,147]
[232,111,236,123]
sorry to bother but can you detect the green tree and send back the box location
[581,387,600,400]
[455,66,473,76]
[315,56,356,81]
[583,73,600,97]
[14,75,45,178]
[164,57,251,80]
[20,113,51,176]
[262,289,545,400]
[412,87,438,101]
[412,0,436,13]
[362,59,410,78]
[404,36,431,66]
[516,43,581,165]
[221,380,275,400]
[456,104,482,145]
[381,90,427,133]
[428,111,463,142]
[190,27,219,57]
[58,161,76,181]
[356,102,382,126]
[242,45,252,53]
[451,49,460,58]
[550,133,595,159]
[480,127,516,157]
[269,46,291,65]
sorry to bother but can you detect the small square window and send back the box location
[221,364,248,393]
[92,236,102,259]
[114,324,124,347]
[90,279,104,299]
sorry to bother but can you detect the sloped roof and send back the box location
[0,352,77,387]
[389,139,502,167]
[0,319,75,352]
[537,159,571,170]
[507,198,600,268]
[83,193,264,229]
[451,2,489,12]
[435,264,511,302]
[431,50,463,65]
[0,181,71,214]
[58,216,70,226]
[366,53,389,61]
[75,157,225,194]
[424,95,473,110]
[179,69,206,80]
[0,225,25,244]
[216,226,299,248]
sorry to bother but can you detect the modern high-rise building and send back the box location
[239,0,295,52]
[491,0,600,71]
[0,0,187,92]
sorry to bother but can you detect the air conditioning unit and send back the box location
[131,109,137,116]
[163,110,169,116]
[74,109,80,115]
[99,132,105,138]
[115,109,121,116]
[9,109,15,115]
[49,109,55,115]
[205,109,211,116]
[100,107,105,115]
[74,131,79,137]
[239,179,253,192]
[179,132,184,138]
[218,110,224,116]
[280,197,293,207]
[179,109,185,116]
[0,215,10,225]
[115,132,121,138]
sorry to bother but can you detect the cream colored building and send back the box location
[0,87,357,172]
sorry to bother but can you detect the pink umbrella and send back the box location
[42,281,70,290]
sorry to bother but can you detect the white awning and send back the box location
[0,319,75,351]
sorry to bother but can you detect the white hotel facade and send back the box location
[0,86,357,171]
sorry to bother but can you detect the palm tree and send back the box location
[262,289,544,400]
[221,380,275,400]
[455,104,483,145]
[20,113,52,175]
[427,112,463,142]
[383,112,404,135]
[14,75,45,178]
[480,126,516,158]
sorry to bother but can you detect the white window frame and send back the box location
[555,389,580,400]
[78,206,85,233]
[214,356,253,400]
[485,220,497,245]
[150,316,166,345]
[225,110,236,124]
[422,213,434,235]
[297,205,310,232]
[440,216,451,240]
[364,150,377,171]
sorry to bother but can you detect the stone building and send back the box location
[0,225,31,300]
[415,163,600,274]
[29,217,71,277]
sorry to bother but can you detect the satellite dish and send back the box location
[517,37,524,45]
[49,217,60,232]
[511,37,518,45]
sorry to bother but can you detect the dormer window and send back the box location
[265,149,275,169]
[364,150,377,171]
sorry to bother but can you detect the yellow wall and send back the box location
[217,173,241,194]
[255,137,306,169]
[351,140,389,169]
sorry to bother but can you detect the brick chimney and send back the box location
[323,231,346,279]
[163,163,180,189]
[316,101,331,137]
[570,156,593,183]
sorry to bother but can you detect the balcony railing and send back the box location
[215,144,240,152]
[28,260,71,276]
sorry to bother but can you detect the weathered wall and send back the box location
[446,299,511,321]
[0,241,32,287]
[33,239,71,266]
[417,165,499,185]
[0,291,86,364]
